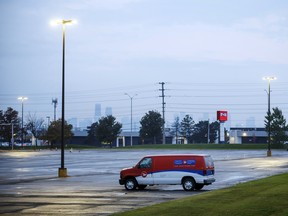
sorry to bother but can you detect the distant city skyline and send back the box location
[66,101,260,131]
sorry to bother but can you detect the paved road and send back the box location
[0,149,288,215]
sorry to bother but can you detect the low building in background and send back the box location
[229,128,267,144]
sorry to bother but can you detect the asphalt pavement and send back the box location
[0,149,288,215]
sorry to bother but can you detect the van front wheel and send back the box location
[125,178,137,190]
[182,177,195,191]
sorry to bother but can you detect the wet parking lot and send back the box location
[0,149,288,215]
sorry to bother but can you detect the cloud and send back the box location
[87,20,288,64]
[233,15,287,32]
[66,0,143,10]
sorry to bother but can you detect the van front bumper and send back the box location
[119,179,125,185]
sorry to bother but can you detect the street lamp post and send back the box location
[125,93,137,146]
[18,97,28,148]
[51,19,76,177]
[46,116,50,128]
[263,76,276,157]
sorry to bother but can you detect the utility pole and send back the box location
[52,98,58,121]
[159,82,166,144]
[263,76,276,157]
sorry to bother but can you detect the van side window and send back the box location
[139,157,152,168]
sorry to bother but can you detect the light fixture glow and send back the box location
[263,76,277,81]
[50,19,77,26]
[17,97,28,101]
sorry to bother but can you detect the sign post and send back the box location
[217,111,228,143]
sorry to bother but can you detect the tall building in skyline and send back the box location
[79,118,92,130]
[105,107,112,116]
[68,118,78,129]
[121,116,130,131]
[95,103,101,121]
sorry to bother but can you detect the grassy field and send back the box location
[112,173,288,216]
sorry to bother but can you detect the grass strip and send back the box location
[113,173,288,216]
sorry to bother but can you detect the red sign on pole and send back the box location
[217,110,228,122]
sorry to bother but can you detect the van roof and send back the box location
[143,154,211,158]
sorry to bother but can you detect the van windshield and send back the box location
[138,157,152,168]
[204,156,214,168]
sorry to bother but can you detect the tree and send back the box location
[265,107,288,148]
[170,116,182,144]
[45,119,73,148]
[87,122,98,145]
[180,114,195,143]
[193,121,209,143]
[87,115,122,148]
[139,110,163,144]
[0,107,21,143]
[209,121,220,143]
[25,113,45,147]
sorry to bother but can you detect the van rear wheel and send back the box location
[182,177,195,191]
[125,178,137,190]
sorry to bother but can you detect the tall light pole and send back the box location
[125,93,137,146]
[46,116,50,128]
[52,98,58,121]
[263,76,276,157]
[51,19,76,177]
[18,97,28,148]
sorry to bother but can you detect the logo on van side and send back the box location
[141,171,148,178]
[174,160,196,165]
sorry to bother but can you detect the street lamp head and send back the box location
[125,93,138,99]
[263,76,277,81]
[17,97,28,102]
[50,19,77,26]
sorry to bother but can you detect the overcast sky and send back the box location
[1,0,288,130]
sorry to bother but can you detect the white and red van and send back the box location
[119,154,215,191]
